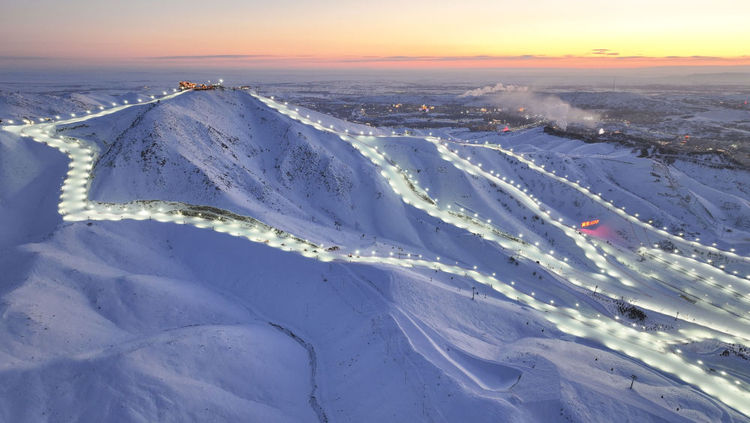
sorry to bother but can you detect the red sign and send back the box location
[581,219,600,228]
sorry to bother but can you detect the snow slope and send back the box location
[1,87,749,422]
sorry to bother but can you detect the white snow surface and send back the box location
[0,88,749,422]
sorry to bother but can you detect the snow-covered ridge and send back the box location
[2,86,750,421]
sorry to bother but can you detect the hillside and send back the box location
[1,87,749,422]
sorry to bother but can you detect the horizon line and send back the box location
[2,54,750,70]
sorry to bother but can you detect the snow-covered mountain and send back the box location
[1,87,749,422]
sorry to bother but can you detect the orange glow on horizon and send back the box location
[131,54,750,70]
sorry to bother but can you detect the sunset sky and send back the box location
[2,0,749,68]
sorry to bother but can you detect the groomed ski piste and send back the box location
[3,85,750,419]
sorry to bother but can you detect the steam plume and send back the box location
[460,83,598,130]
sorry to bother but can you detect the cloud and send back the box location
[131,53,750,68]
[334,54,551,63]
[592,48,620,56]
[143,54,555,63]
[150,54,277,60]
[690,55,722,60]
[0,55,52,60]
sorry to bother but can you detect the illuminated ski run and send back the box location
[4,88,750,417]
